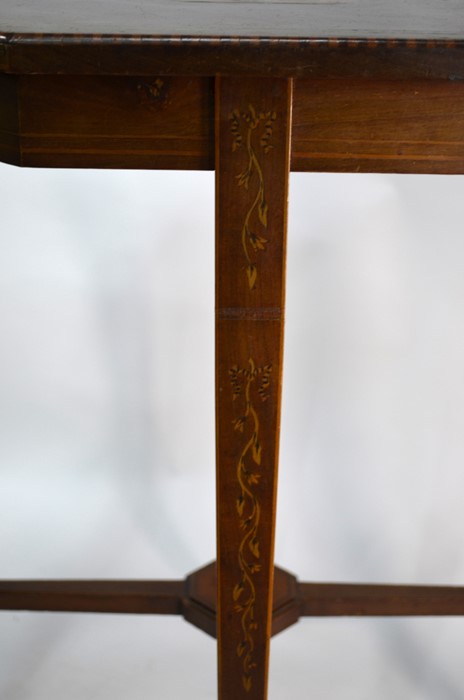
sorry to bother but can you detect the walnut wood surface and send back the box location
[215,76,292,700]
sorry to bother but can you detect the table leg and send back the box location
[215,76,293,700]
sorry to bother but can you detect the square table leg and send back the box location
[215,76,293,699]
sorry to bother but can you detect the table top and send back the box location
[2,0,464,39]
[1,0,464,77]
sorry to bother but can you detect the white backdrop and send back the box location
[1,164,464,698]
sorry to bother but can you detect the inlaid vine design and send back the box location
[229,358,273,692]
[230,105,277,290]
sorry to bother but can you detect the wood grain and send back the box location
[298,581,464,617]
[3,0,464,80]
[17,75,214,170]
[0,580,185,615]
[2,3,464,696]
[3,37,464,80]
[4,76,464,174]
[215,76,292,700]
[292,78,464,174]
[3,576,463,622]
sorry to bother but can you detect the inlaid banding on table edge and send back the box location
[2,34,463,50]
[217,307,282,321]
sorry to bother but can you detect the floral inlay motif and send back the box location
[229,358,273,692]
[230,105,277,290]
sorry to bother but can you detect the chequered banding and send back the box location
[1,33,462,49]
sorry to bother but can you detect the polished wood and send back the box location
[0,579,185,615]
[3,574,464,622]
[292,78,464,174]
[2,1,464,81]
[2,2,464,698]
[184,562,299,639]
[215,76,292,699]
[4,39,464,82]
[4,76,464,174]
[298,582,464,617]
[13,75,214,170]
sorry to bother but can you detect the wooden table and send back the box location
[2,1,464,697]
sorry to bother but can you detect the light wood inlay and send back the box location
[215,75,292,699]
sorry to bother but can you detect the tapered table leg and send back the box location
[215,76,292,700]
